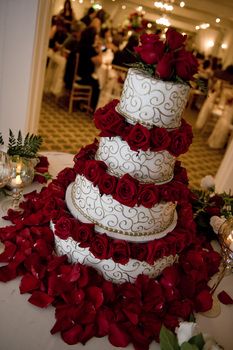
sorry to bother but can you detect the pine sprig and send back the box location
[7,130,43,158]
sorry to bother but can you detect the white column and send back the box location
[0,0,51,142]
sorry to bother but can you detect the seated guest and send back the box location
[63,21,86,89]
[45,20,84,96]
[112,34,139,67]
[77,27,102,111]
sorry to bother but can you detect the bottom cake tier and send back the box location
[53,225,178,284]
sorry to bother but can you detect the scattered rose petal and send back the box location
[28,291,54,308]
[218,290,233,305]
[20,273,40,294]
[108,323,131,347]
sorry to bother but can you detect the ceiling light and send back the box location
[221,43,228,49]
[122,5,126,9]
[180,1,185,7]
[154,2,173,11]
[207,40,214,48]
[195,26,200,30]
[79,0,83,3]
[147,23,152,28]
[156,17,171,26]
[200,23,210,29]
[216,18,220,23]
[137,6,143,11]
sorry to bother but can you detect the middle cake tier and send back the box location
[66,176,177,243]
[96,136,176,184]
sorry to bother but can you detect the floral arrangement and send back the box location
[73,141,191,208]
[127,11,150,33]
[0,130,51,184]
[0,165,223,350]
[191,175,233,241]
[94,100,193,156]
[160,322,222,350]
[133,28,198,83]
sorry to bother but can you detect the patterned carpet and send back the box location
[38,93,225,189]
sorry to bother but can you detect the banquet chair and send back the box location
[68,53,92,114]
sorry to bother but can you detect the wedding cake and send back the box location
[53,29,198,284]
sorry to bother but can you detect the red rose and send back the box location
[168,299,193,319]
[138,184,159,208]
[175,49,198,81]
[55,217,74,239]
[34,156,50,184]
[156,52,174,80]
[195,289,213,312]
[98,173,117,195]
[94,100,124,136]
[125,124,151,151]
[72,223,94,247]
[90,234,109,259]
[114,174,139,207]
[173,162,188,184]
[159,182,189,203]
[135,35,165,65]
[130,242,150,262]
[74,140,98,162]
[150,127,171,151]
[56,167,76,188]
[168,130,191,157]
[140,33,160,45]
[109,240,130,264]
[178,203,195,230]
[84,160,107,186]
[166,28,187,50]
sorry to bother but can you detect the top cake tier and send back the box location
[116,68,190,129]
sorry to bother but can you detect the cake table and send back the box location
[0,152,232,350]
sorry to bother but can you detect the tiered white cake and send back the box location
[54,68,192,283]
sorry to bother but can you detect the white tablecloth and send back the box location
[0,152,233,350]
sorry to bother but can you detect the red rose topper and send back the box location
[134,28,198,82]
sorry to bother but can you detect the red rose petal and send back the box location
[108,323,131,347]
[28,291,54,308]
[218,290,233,305]
[0,241,16,262]
[61,324,82,345]
[50,318,73,334]
[20,273,40,294]
[86,286,104,309]
[0,262,18,282]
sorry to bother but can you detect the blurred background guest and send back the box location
[112,34,139,67]
[59,0,76,32]
[80,6,96,27]
[77,27,103,111]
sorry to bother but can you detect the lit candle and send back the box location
[11,174,22,187]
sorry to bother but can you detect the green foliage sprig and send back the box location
[160,325,205,350]
[7,130,43,158]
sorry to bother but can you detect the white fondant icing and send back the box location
[96,136,175,184]
[117,68,190,129]
[65,179,177,243]
[53,226,178,284]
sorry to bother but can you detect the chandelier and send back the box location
[154,1,174,12]
[156,16,171,26]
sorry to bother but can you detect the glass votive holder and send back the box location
[0,151,12,188]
